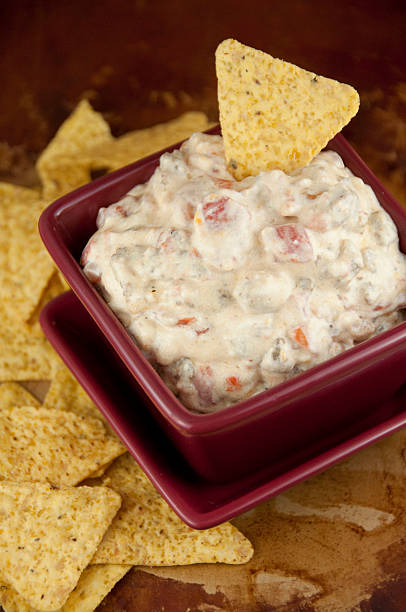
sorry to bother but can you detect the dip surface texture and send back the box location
[82,133,406,412]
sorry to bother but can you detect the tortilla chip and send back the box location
[56,564,131,612]
[0,565,131,612]
[84,460,115,481]
[43,360,117,437]
[0,325,57,381]
[216,38,360,179]
[0,406,125,486]
[86,111,215,171]
[0,187,55,326]
[0,182,41,206]
[0,382,41,409]
[43,362,107,422]
[0,481,121,611]
[36,100,114,199]
[91,453,253,565]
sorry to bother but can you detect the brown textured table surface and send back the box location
[2,1,406,610]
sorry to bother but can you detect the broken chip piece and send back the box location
[216,38,360,179]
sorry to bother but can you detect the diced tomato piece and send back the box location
[202,197,230,229]
[176,317,197,326]
[293,327,309,348]
[196,327,209,336]
[274,224,313,262]
[226,376,242,392]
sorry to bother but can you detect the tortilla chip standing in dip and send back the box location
[216,38,360,179]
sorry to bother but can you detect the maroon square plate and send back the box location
[38,127,406,482]
[40,290,406,529]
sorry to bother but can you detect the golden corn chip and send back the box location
[0,564,131,612]
[216,38,360,179]
[0,406,125,486]
[43,359,116,437]
[91,453,253,566]
[36,99,114,199]
[0,481,121,611]
[43,362,108,423]
[85,460,115,480]
[0,186,55,326]
[0,382,41,409]
[0,324,58,381]
[56,564,131,612]
[0,182,40,206]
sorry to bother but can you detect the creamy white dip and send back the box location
[82,133,406,412]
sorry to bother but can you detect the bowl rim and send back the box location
[39,128,406,436]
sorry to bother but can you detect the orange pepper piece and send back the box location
[226,376,242,392]
[176,317,197,326]
[294,327,308,348]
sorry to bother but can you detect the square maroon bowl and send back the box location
[39,289,406,528]
[39,126,406,483]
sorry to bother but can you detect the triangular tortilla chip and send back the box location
[0,406,125,486]
[43,361,116,438]
[91,453,253,565]
[0,324,58,381]
[216,38,360,179]
[0,481,121,611]
[0,185,55,326]
[0,382,41,410]
[36,100,113,199]
[0,564,131,612]
[0,182,41,211]
[43,362,105,421]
